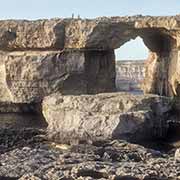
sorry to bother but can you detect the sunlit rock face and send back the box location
[0,15,180,102]
[42,92,172,143]
[0,19,65,50]
[0,50,115,103]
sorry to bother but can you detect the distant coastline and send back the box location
[116,59,146,64]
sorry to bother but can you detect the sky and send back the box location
[0,0,179,60]
[115,37,149,60]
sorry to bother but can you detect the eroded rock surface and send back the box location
[0,51,86,103]
[0,19,65,50]
[0,16,179,102]
[1,16,179,50]
[0,50,115,103]
[0,15,180,180]
[42,93,173,143]
[0,129,179,180]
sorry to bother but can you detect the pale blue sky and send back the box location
[115,37,149,60]
[0,0,179,60]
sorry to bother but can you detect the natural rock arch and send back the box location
[117,28,177,96]
[0,16,179,103]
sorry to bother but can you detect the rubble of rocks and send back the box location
[0,128,179,180]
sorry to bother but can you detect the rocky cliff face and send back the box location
[0,16,180,102]
[116,60,145,91]
[0,50,115,103]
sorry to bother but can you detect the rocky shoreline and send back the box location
[0,93,179,179]
[0,127,180,180]
[0,16,180,179]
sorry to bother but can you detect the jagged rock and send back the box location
[0,136,179,179]
[0,16,179,50]
[0,19,65,50]
[19,174,41,180]
[175,148,180,162]
[42,93,172,143]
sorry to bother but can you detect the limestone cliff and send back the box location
[0,15,180,102]
[116,60,145,91]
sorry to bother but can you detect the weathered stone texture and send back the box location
[0,51,86,102]
[42,93,172,143]
[0,19,65,50]
[0,16,180,102]
[142,52,160,94]
[0,63,13,101]
[0,16,179,51]
[168,50,180,96]
[0,50,115,103]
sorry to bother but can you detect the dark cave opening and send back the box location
[145,121,180,152]
[139,29,174,54]
[166,121,180,144]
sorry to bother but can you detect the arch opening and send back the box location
[115,36,149,94]
[166,122,180,143]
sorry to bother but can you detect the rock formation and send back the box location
[0,15,180,179]
[0,15,180,103]
[0,50,115,103]
[42,92,172,143]
[175,148,180,162]
[0,15,180,143]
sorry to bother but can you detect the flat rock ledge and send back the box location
[42,93,173,144]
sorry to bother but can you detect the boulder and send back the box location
[42,93,172,144]
[175,148,180,162]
